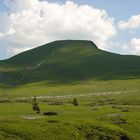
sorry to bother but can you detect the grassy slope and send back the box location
[0,40,140,140]
[0,40,140,86]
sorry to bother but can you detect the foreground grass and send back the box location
[0,102,136,140]
[0,79,140,140]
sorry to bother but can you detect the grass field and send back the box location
[0,79,140,140]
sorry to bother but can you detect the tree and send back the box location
[32,96,40,114]
[73,98,79,106]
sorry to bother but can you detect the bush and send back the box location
[73,98,79,106]
[32,96,40,114]
[44,112,58,116]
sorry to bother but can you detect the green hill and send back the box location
[0,40,140,86]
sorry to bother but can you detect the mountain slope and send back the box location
[0,40,140,86]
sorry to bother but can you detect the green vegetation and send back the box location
[73,98,79,106]
[32,96,40,114]
[0,40,140,139]
[0,40,140,86]
[0,89,140,140]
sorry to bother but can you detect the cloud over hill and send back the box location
[0,0,116,56]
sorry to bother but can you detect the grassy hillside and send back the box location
[0,40,140,86]
[0,40,140,140]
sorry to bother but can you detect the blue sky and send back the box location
[0,0,140,59]
[47,0,140,21]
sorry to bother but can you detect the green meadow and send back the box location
[0,79,140,140]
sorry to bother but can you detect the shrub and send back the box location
[44,112,58,116]
[32,96,40,114]
[73,98,79,106]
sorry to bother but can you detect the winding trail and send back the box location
[16,90,136,100]
[31,60,46,70]
[7,51,56,86]
[26,51,55,71]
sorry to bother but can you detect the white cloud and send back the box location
[121,44,130,54]
[131,38,140,53]
[7,47,32,56]
[121,38,140,55]
[119,14,140,30]
[4,0,39,12]
[0,0,116,57]
[0,32,4,38]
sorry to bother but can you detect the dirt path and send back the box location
[16,90,136,100]
[31,60,46,70]
[26,51,55,71]
[8,51,56,86]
